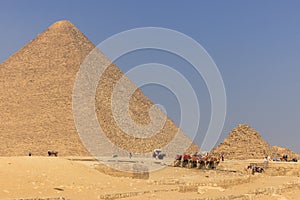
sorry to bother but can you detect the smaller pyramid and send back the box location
[211,124,277,159]
[272,146,299,159]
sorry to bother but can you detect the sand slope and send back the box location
[0,157,299,200]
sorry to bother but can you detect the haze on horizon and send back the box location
[0,1,299,153]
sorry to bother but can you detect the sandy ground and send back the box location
[0,157,299,200]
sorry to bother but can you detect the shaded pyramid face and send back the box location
[0,20,199,156]
[211,124,277,159]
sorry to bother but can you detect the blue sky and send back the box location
[1,1,299,153]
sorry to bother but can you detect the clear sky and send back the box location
[1,1,299,153]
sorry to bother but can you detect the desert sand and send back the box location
[0,156,299,200]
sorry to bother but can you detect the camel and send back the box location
[173,154,220,170]
[48,150,58,157]
[245,164,264,174]
[173,155,182,167]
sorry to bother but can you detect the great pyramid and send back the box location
[0,20,199,156]
[211,124,278,159]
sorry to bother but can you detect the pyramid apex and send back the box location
[48,20,77,31]
[237,123,250,127]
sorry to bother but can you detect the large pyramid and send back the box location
[211,124,278,159]
[0,20,199,156]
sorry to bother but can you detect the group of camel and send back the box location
[173,154,220,170]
